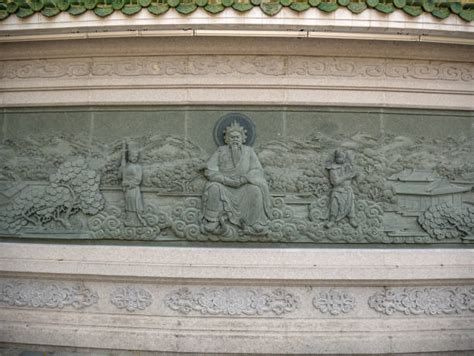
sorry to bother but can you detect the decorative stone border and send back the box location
[164,287,300,315]
[368,287,474,316]
[0,280,98,309]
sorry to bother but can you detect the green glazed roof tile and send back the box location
[0,0,471,21]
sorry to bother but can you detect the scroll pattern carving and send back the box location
[1,57,472,82]
[312,289,356,315]
[0,281,98,309]
[164,288,300,316]
[110,286,153,312]
[368,287,474,315]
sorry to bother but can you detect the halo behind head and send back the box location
[213,113,256,147]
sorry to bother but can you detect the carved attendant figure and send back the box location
[325,149,358,228]
[201,121,272,234]
[120,141,145,226]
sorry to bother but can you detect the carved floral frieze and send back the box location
[0,281,98,309]
[1,56,472,82]
[368,287,474,316]
[110,286,153,312]
[164,288,300,316]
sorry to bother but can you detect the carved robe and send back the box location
[202,145,272,230]
[121,163,143,213]
[327,164,355,222]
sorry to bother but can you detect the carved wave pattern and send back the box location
[1,57,472,82]
[368,287,474,316]
[165,287,300,316]
[0,281,98,309]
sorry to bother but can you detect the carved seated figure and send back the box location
[201,121,272,235]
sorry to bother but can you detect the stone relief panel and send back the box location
[0,280,98,309]
[0,108,472,244]
[164,288,300,316]
[368,287,474,316]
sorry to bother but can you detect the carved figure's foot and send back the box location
[123,213,143,227]
[201,219,220,234]
[349,219,359,228]
[324,221,334,229]
[244,222,268,235]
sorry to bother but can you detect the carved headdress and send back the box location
[223,121,248,145]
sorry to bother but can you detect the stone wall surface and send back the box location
[0,29,473,353]
[0,243,473,353]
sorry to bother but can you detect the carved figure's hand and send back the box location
[239,176,249,185]
[223,176,242,188]
[205,170,225,184]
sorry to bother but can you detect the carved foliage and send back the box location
[368,287,474,315]
[0,281,98,309]
[165,287,300,316]
[110,286,153,312]
[312,289,356,315]
[418,202,474,240]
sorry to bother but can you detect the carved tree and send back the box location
[0,159,104,233]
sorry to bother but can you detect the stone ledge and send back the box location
[1,243,473,283]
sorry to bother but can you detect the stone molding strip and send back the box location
[0,243,473,283]
[1,55,473,109]
[2,56,472,82]
[1,308,472,353]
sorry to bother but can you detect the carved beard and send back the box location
[230,143,242,167]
